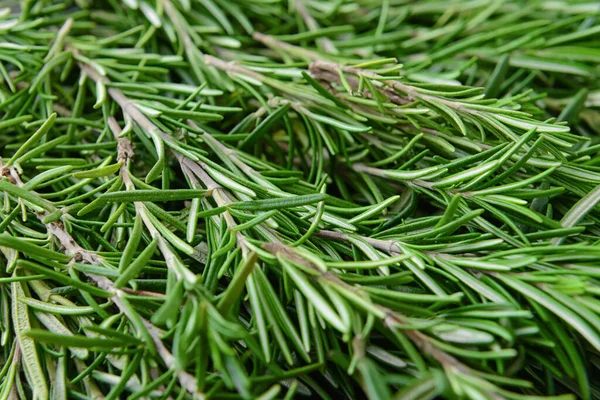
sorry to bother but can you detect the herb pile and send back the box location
[1,1,600,399]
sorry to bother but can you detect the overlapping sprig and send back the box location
[1,1,600,400]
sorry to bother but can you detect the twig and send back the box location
[81,60,252,254]
[0,106,203,399]
[5,162,203,398]
[309,61,473,113]
[253,32,324,62]
[263,241,504,400]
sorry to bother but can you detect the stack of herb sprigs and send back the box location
[1,1,600,399]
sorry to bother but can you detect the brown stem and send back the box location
[253,32,324,62]
[309,61,473,114]
[352,163,436,190]
[203,55,267,83]
[315,229,402,255]
[120,287,167,298]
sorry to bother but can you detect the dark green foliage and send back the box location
[1,1,600,399]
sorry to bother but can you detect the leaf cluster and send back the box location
[1,1,600,400]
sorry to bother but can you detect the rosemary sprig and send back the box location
[1,1,600,399]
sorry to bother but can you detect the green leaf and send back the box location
[118,213,143,272]
[558,89,588,124]
[0,180,56,211]
[239,103,291,148]
[25,329,133,349]
[302,71,348,109]
[497,275,600,351]
[72,161,122,179]
[305,110,371,133]
[7,113,57,166]
[20,297,110,315]
[12,282,49,400]
[431,324,495,345]
[0,234,70,262]
[17,260,112,298]
[114,237,158,288]
[485,54,510,98]
[281,258,347,333]
[229,194,326,211]
[218,252,258,313]
[553,183,600,245]
[99,189,207,203]
[357,358,392,400]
